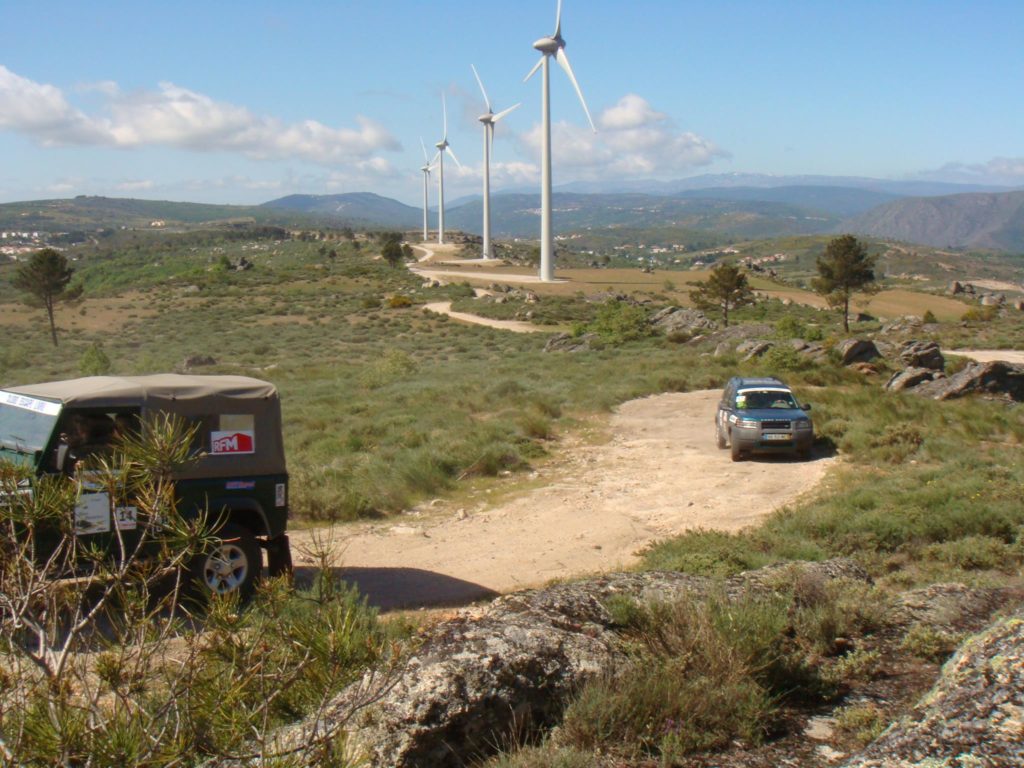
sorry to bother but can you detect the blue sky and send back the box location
[1,0,1022,206]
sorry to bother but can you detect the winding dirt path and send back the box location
[950,349,1024,365]
[291,391,836,610]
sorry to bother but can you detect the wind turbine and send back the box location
[419,138,438,243]
[525,0,596,282]
[472,64,520,260]
[434,94,461,245]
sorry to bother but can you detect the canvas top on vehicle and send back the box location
[1,374,286,480]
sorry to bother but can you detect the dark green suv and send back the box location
[715,377,814,461]
[0,374,291,598]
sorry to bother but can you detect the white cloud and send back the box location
[518,93,727,179]
[917,157,1024,186]
[0,66,401,169]
[0,66,111,145]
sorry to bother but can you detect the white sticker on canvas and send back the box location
[75,493,111,535]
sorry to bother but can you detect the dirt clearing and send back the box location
[291,390,835,610]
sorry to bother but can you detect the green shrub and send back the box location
[587,301,651,344]
[898,623,963,662]
[387,294,413,308]
[641,529,775,576]
[762,343,805,372]
[962,305,997,322]
[833,703,888,746]
[78,342,112,376]
[923,535,1016,571]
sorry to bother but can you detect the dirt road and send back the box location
[290,390,835,610]
[951,349,1024,365]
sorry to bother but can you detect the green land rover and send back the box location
[0,374,291,599]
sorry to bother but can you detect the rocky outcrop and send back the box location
[649,307,717,335]
[910,360,1024,402]
[258,561,869,768]
[737,339,774,360]
[543,332,599,353]
[898,340,944,371]
[841,608,1024,768]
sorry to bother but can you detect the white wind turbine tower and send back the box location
[419,138,438,243]
[471,64,520,260]
[525,0,596,282]
[434,94,461,245]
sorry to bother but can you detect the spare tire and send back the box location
[190,522,261,602]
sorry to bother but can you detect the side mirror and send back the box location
[802,403,812,411]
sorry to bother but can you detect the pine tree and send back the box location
[689,262,755,327]
[812,235,877,333]
[12,248,83,347]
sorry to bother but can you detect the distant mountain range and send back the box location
[4,175,1024,253]
[551,173,1013,198]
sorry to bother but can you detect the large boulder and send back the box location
[898,340,945,371]
[840,607,1024,768]
[911,360,1024,401]
[886,367,944,392]
[837,338,881,366]
[252,561,869,768]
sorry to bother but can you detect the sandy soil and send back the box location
[951,349,1024,364]
[422,301,541,333]
[290,391,836,611]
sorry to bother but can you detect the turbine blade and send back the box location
[442,93,448,139]
[471,63,491,112]
[555,0,562,37]
[556,48,596,132]
[524,56,544,83]
[446,145,462,169]
[432,150,441,168]
[492,102,521,122]
[420,137,430,163]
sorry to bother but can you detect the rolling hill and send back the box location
[262,192,421,229]
[0,196,313,232]
[846,190,1024,252]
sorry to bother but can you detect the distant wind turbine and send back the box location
[471,64,520,260]
[525,0,596,281]
[434,94,461,245]
[419,138,438,242]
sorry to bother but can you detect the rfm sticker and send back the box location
[211,430,255,455]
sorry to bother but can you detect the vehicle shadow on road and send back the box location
[292,566,500,611]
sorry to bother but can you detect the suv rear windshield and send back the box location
[735,389,798,410]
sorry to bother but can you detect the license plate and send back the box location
[764,433,791,441]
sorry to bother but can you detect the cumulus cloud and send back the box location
[0,66,111,145]
[0,66,400,169]
[518,93,727,179]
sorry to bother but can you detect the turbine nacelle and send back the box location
[533,35,562,55]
